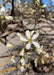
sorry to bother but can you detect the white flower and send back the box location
[11,55,15,59]
[36,48,42,54]
[41,58,44,64]
[20,58,25,66]
[36,46,43,54]
[1,6,5,13]
[17,30,40,50]
[34,59,37,67]
[53,52,54,56]
[27,52,32,55]
[5,16,13,20]
[6,3,11,6]
[11,55,16,63]
[17,0,21,4]
[11,58,16,63]
[6,43,14,48]
[44,53,49,58]
[42,4,46,8]
[19,48,24,56]
[0,6,6,15]
[20,66,25,72]
[10,7,12,10]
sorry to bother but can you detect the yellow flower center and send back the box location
[28,38,33,43]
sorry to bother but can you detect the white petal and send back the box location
[20,66,25,72]
[44,53,49,57]
[42,4,46,8]
[17,0,21,4]
[19,48,24,56]
[31,31,34,36]
[17,33,21,37]
[19,51,24,56]
[5,16,13,20]
[11,59,16,63]
[26,30,30,39]
[34,59,37,67]
[20,58,25,65]
[20,37,27,42]
[32,41,40,48]
[1,6,5,12]
[32,33,39,40]
[26,43,31,50]
[36,48,43,54]
[6,43,14,48]
[36,51,41,54]
[11,55,15,59]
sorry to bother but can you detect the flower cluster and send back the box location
[0,6,6,15]
[0,6,13,20]
[6,30,50,72]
